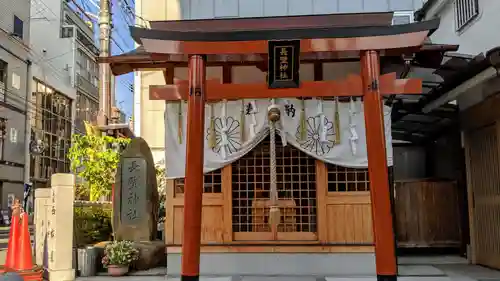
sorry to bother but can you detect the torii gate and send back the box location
[130,14,440,281]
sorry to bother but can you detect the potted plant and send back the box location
[101,240,139,276]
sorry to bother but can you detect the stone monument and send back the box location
[113,138,164,270]
[114,137,159,241]
[47,174,75,280]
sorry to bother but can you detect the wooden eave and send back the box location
[100,43,458,76]
[98,12,444,75]
[149,12,395,31]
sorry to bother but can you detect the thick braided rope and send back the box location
[269,121,278,204]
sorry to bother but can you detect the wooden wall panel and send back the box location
[173,205,225,244]
[222,164,233,242]
[326,194,373,244]
[464,124,500,269]
[165,179,175,244]
[315,160,329,242]
[394,180,461,248]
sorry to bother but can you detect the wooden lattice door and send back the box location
[466,123,500,269]
[231,135,318,241]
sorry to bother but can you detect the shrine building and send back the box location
[101,11,467,281]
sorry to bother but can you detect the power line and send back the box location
[2,0,134,91]
[1,0,134,117]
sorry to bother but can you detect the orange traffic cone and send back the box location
[15,212,34,271]
[4,212,20,269]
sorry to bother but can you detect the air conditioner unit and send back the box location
[61,25,75,38]
[0,81,5,99]
[392,11,415,25]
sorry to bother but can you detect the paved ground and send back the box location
[74,256,500,281]
[77,277,166,281]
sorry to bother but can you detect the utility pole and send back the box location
[98,0,112,125]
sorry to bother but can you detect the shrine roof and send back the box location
[131,16,438,44]
[99,12,445,76]
[130,15,439,56]
[148,12,394,31]
[101,43,458,76]
[96,11,472,145]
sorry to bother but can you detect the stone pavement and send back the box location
[74,256,500,281]
[77,276,166,281]
[76,267,166,280]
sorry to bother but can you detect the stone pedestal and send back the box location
[34,188,50,267]
[47,174,75,281]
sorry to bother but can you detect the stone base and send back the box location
[165,277,453,281]
[167,253,376,277]
[49,268,75,281]
[131,240,166,271]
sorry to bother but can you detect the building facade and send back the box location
[111,1,472,276]
[0,0,32,209]
[416,0,500,269]
[29,0,100,186]
[133,0,426,167]
[417,0,500,110]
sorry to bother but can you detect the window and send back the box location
[75,93,98,134]
[0,60,7,101]
[455,0,479,31]
[31,79,72,180]
[13,15,23,39]
[0,118,5,160]
[392,11,414,25]
[61,26,75,38]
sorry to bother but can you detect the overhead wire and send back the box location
[1,0,134,117]
[0,8,74,88]
[72,0,135,92]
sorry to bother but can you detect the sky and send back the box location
[71,0,135,119]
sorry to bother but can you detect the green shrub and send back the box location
[74,206,112,247]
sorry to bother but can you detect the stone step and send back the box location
[167,253,458,278]
[167,253,378,276]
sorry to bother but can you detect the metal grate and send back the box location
[231,134,317,233]
[455,0,479,31]
[326,163,370,192]
[173,169,222,195]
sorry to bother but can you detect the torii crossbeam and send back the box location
[129,14,441,281]
[149,73,421,101]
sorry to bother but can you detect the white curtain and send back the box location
[165,98,393,179]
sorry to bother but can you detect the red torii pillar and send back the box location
[181,54,207,281]
[180,51,398,281]
[361,50,397,280]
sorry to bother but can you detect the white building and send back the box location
[0,0,32,208]
[416,0,500,110]
[29,0,100,186]
[416,0,500,270]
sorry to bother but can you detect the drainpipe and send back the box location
[23,59,32,215]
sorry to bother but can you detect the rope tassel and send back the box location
[299,99,306,141]
[177,101,183,144]
[349,97,359,155]
[208,103,216,149]
[249,100,258,138]
[316,98,327,142]
[334,97,341,144]
[220,99,229,160]
[240,100,246,143]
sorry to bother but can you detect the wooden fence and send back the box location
[394,179,462,248]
